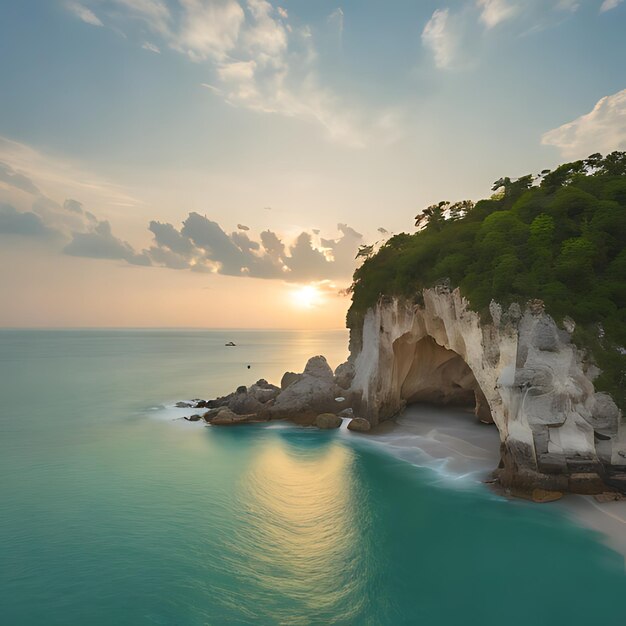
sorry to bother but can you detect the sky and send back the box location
[0,0,624,328]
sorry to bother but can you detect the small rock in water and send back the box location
[347,417,371,432]
[184,414,202,422]
[176,401,192,408]
[315,413,342,429]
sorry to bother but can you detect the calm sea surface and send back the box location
[1,329,625,625]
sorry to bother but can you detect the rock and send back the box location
[176,401,192,408]
[247,380,280,404]
[568,472,606,495]
[347,417,371,432]
[280,371,302,390]
[590,393,620,432]
[510,487,563,503]
[532,317,559,352]
[236,385,247,394]
[228,393,264,415]
[271,356,339,420]
[531,489,563,503]
[347,288,626,493]
[184,414,202,422]
[315,413,342,429]
[334,361,355,389]
[193,400,209,408]
[303,355,334,381]
[338,408,354,419]
[209,407,267,426]
[593,492,624,503]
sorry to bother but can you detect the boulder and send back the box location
[280,371,302,390]
[303,356,334,381]
[228,393,264,415]
[271,356,339,420]
[334,361,355,390]
[247,380,280,404]
[315,413,342,429]
[175,401,193,408]
[347,417,371,432]
[184,414,202,422]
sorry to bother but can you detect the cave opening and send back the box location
[392,335,494,425]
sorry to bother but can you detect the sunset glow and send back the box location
[291,285,321,309]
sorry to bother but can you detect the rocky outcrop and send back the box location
[346,286,626,494]
[191,379,280,417]
[270,356,340,422]
[184,357,349,429]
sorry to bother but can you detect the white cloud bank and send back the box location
[541,89,626,158]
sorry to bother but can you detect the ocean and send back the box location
[1,329,624,625]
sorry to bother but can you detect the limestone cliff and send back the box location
[346,286,626,494]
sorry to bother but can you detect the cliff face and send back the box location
[347,286,626,493]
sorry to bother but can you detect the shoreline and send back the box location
[367,404,626,564]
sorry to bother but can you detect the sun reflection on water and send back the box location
[222,436,368,623]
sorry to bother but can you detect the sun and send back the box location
[291,285,320,309]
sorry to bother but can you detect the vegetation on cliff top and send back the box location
[348,152,626,409]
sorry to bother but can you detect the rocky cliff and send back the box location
[346,286,626,494]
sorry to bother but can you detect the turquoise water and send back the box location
[1,330,625,625]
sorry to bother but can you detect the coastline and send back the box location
[366,404,626,565]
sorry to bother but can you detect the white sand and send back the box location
[368,404,626,563]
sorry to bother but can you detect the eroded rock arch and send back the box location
[392,334,493,424]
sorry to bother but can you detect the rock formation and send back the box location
[344,286,626,494]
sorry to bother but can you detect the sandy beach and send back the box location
[369,404,626,564]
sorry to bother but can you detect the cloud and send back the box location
[61,1,377,147]
[66,2,104,27]
[144,212,363,281]
[541,89,626,158]
[328,7,344,36]
[422,9,456,69]
[0,136,142,212]
[0,203,57,238]
[0,161,40,194]
[141,41,161,53]
[556,0,580,11]
[149,220,194,255]
[175,0,245,61]
[64,220,151,265]
[112,0,171,34]
[600,0,623,12]
[476,0,517,28]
